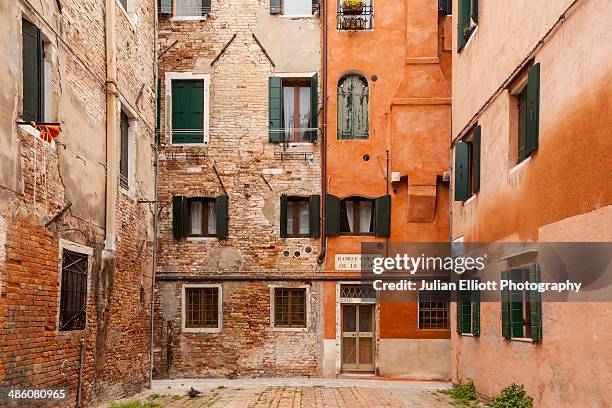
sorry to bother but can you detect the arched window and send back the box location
[337,75,369,140]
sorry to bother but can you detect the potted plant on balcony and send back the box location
[342,0,364,15]
[341,17,366,30]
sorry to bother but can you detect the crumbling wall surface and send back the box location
[0,0,156,406]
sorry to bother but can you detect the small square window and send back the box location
[187,197,216,237]
[283,0,313,16]
[274,288,306,328]
[418,290,450,329]
[185,287,219,329]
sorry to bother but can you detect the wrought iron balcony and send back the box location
[337,2,373,31]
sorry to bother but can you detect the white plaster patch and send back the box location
[262,168,283,175]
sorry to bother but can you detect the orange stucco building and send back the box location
[320,0,453,378]
[450,0,612,405]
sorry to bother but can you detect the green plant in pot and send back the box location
[342,0,364,15]
[341,17,365,30]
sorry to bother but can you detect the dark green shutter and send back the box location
[471,0,478,23]
[172,196,186,239]
[324,194,340,236]
[270,0,281,14]
[471,285,480,336]
[530,264,542,342]
[159,0,173,14]
[22,19,44,123]
[457,0,470,51]
[374,195,391,237]
[454,142,470,201]
[269,77,283,142]
[172,80,204,144]
[312,0,320,14]
[216,195,229,238]
[525,63,540,157]
[458,290,472,334]
[280,195,288,238]
[510,268,525,338]
[472,125,481,193]
[309,195,321,238]
[156,79,161,142]
[202,0,211,13]
[310,73,319,142]
[501,270,511,339]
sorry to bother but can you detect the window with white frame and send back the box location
[166,73,210,145]
[22,19,53,123]
[273,287,307,328]
[58,241,92,331]
[159,0,212,17]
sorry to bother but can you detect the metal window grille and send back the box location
[59,250,88,331]
[418,290,450,329]
[340,284,376,299]
[185,287,219,328]
[274,288,306,328]
[337,1,373,30]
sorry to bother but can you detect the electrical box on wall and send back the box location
[391,171,401,182]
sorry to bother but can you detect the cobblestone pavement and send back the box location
[107,378,453,407]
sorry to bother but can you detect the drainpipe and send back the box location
[104,0,118,253]
[317,0,328,265]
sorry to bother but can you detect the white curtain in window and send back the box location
[287,201,294,235]
[359,201,372,233]
[176,0,202,16]
[298,201,309,235]
[345,201,354,233]
[190,200,202,235]
[299,86,311,141]
[283,87,295,142]
[207,201,216,235]
[284,0,311,16]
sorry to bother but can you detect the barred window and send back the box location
[274,288,306,328]
[59,250,88,331]
[418,290,450,329]
[185,287,219,328]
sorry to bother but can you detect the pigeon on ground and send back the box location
[188,387,203,399]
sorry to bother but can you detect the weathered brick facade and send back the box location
[153,0,323,378]
[0,0,156,406]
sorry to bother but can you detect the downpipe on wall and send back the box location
[317,0,328,265]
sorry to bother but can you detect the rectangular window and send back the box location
[119,111,129,190]
[340,197,375,235]
[22,19,45,122]
[418,290,450,329]
[185,287,219,328]
[457,0,477,51]
[510,64,540,166]
[274,288,306,328]
[283,0,312,16]
[501,265,542,341]
[457,285,480,336]
[286,197,310,237]
[282,79,312,142]
[187,197,216,237]
[161,0,211,17]
[172,79,205,144]
[454,125,481,201]
[59,250,88,331]
[337,0,373,30]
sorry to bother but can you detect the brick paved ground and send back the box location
[106,379,453,407]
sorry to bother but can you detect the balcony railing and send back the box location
[159,3,212,17]
[337,3,373,30]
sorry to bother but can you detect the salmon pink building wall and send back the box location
[451,0,612,405]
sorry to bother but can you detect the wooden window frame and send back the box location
[418,291,450,330]
[282,78,312,143]
[339,197,375,236]
[58,240,93,332]
[182,284,222,332]
[166,72,210,146]
[272,287,308,329]
[285,196,310,238]
[186,197,216,237]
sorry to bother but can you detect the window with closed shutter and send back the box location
[337,75,369,140]
[22,19,45,123]
[172,80,205,144]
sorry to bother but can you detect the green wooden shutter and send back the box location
[312,0,320,14]
[352,76,369,139]
[269,77,283,142]
[375,195,391,237]
[510,268,525,338]
[310,73,319,142]
[525,63,540,157]
[324,194,340,236]
[216,195,229,238]
[458,290,472,334]
[156,79,161,141]
[159,0,173,14]
[172,196,186,239]
[530,264,542,342]
[337,78,352,139]
[22,19,44,122]
[202,0,212,14]
[471,0,478,23]
[457,0,470,51]
[309,195,321,238]
[471,285,480,336]
[472,125,481,193]
[172,80,204,144]
[270,0,281,14]
[501,270,511,339]
[280,195,288,238]
[454,142,471,201]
